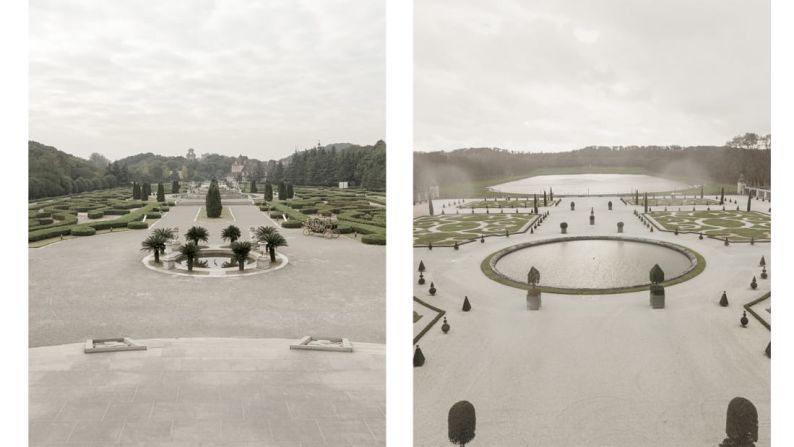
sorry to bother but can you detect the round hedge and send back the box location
[146,212,162,219]
[259,206,270,212]
[87,211,104,219]
[71,226,96,236]
[337,224,353,234]
[127,221,149,229]
[52,213,66,221]
[270,211,283,219]
[37,218,54,225]
[35,211,52,218]
[361,234,386,245]
[281,220,303,229]
[159,206,170,212]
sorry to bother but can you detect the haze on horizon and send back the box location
[29,0,384,161]
[415,0,770,153]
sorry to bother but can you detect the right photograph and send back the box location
[413,1,770,446]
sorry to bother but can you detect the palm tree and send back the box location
[178,242,201,272]
[262,231,288,263]
[221,225,242,244]
[185,226,209,246]
[141,234,167,263]
[255,225,278,252]
[152,227,176,254]
[230,241,253,271]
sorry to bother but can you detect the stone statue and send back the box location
[526,266,541,310]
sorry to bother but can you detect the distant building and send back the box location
[339,181,349,189]
[186,148,196,160]
[738,174,771,201]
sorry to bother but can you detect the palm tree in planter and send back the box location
[153,228,176,254]
[261,231,288,263]
[185,226,209,246]
[255,225,278,251]
[230,241,252,271]
[221,225,242,245]
[178,242,201,272]
[141,233,168,263]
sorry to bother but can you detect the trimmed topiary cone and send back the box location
[428,241,433,250]
[765,341,771,358]
[462,296,471,312]
[740,311,749,328]
[418,260,426,273]
[719,291,729,307]
[413,345,425,367]
[750,276,757,290]
[759,256,766,267]
[530,228,534,234]
[441,317,450,334]
[429,282,436,296]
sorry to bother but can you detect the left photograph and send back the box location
[28,1,385,445]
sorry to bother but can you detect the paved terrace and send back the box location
[30,338,385,446]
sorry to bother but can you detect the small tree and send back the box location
[759,256,766,267]
[178,242,200,272]
[185,226,209,246]
[156,183,165,202]
[286,183,294,199]
[250,179,257,193]
[429,282,436,296]
[221,225,241,244]
[418,260,426,273]
[132,182,141,200]
[719,291,729,307]
[152,227,176,254]
[261,231,288,263]
[448,400,476,446]
[644,192,648,213]
[413,345,425,367]
[141,234,167,263]
[141,183,151,201]
[746,193,752,212]
[720,187,725,205]
[205,179,223,218]
[750,276,757,290]
[720,397,758,447]
[171,180,180,194]
[230,241,252,271]
[264,181,274,201]
[560,222,568,234]
[278,182,287,200]
[428,195,435,216]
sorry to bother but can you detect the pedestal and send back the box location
[164,260,175,270]
[527,288,541,311]
[589,216,595,225]
[257,257,270,269]
[650,286,665,309]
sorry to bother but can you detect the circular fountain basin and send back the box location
[482,236,704,294]
[142,246,289,277]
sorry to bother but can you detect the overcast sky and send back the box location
[415,0,770,152]
[30,0,384,161]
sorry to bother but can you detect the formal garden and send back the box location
[648,210,771,241]
[257,185,386,245]
[413,213,540,246]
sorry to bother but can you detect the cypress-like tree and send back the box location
[448,400,476,446]
[720,187,725,205]
[543,190,547,206]
[746,193,752,212]
[132,182,141,200]
[171,180,179,194]
[264,181,273,201]
[644,192,648,213]
[156,183,165,202]
[413,345,425,367]
[205,179,223,218]
[250,179,257,193]
[286,183,294,198]
[141,183,151,201]
[277,182,287,200]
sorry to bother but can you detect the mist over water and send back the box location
[489,174,693,195]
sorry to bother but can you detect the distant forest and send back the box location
[28,140,386,199]
[415,143,770,194]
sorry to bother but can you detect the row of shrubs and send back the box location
[28,203,160,242]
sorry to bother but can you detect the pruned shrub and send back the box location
[52,213,66,220]
[71,226,96,236]
[37,218,54,225]
[146,212,162,219]
[719,291,729,307]
[281,220,303,229]
[462,296,471,311]
[448,400,476,446]
[128,221,149,229]
[361,234,386,245]
[337,224,353,234]
[87,210,104,219]
[413,345,425,367]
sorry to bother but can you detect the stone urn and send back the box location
[617,222,624,233]
[570,201,575,211]
[560,222,568,234]
[589,208,595,225]
[441,317,450,334]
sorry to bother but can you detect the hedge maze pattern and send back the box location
[414,213,538,246]
[649,210,770,241]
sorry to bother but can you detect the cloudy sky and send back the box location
[415,0,770,152]
[30,0,384,160]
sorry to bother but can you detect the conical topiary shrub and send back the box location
[418,260,426,273]
[413,345,425,367]
[429,282,436,296]
[719,291,729,307]
[428,241,433,250]
[699,233,703,240]
[765,342,771,358]
[750,276,757,290]
[462,296,471,312]
[759,256,766,267]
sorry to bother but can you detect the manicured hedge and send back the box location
[281,220,303,229]
[28,226,72,242]
[259,206,270,212]
[87,211,104,219]
[159,206,169,212]
[146,212,162,219]
[270,211,283,219]
[105,209,131,216]
[127,221,149,229]
[301,207,319,214]
[52,213,66,220]
[34,211,52,218]
[167,201,176,206]
[337,224,353,234]
[71,226,96,236]
[361,234,386,245]
[38,218,54,225]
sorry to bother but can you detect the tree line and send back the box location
[415,144,771,194]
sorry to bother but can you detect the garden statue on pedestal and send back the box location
[740,311,749,328]
[441,317,450,334]
[526,266,541,310]
[719,397,758,447]
[589,208,595,225]
[560,222,568,234]
[649,264,665,309]
[720,291,729,307]
[617,222,624,233]
[608,200,612,210]
[570,201,575,211]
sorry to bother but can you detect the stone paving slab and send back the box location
[29,338,385,446]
